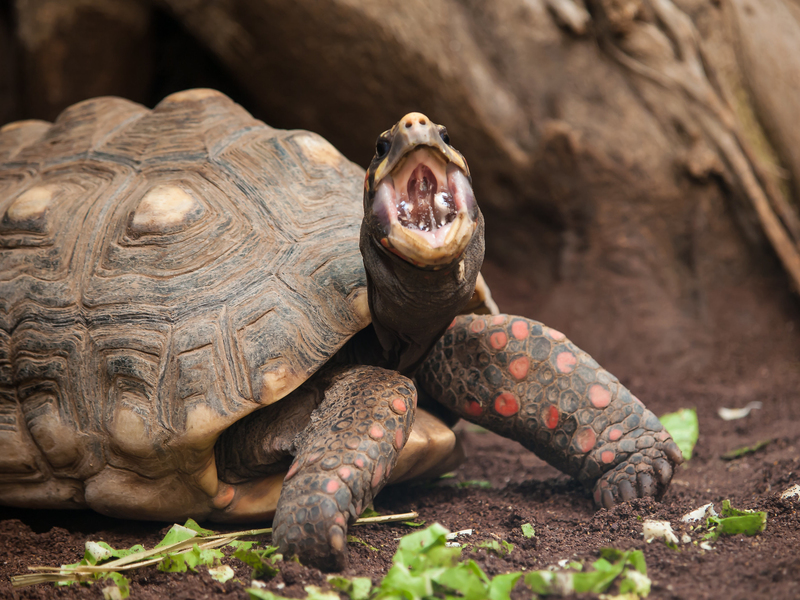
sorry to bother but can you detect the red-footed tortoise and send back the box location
[0,90,682,570]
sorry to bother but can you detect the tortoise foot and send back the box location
[272,366,415,571]
[590,430,683,509]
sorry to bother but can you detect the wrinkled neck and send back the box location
[356,214,484,375]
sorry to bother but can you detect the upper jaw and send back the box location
[369,115,478,268]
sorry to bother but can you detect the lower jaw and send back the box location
[381,212,476,268]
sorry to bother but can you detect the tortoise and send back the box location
[0,89,683,570]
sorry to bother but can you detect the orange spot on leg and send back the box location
[285,461,301,480]
[448,318,457,329]
[511,320,529,339]
[589,384,611,409]
[492,315,506,325]
[601,450,615,464]
[545,405,559,429]
[394,428,404,451]
[335,514,346,527]
[547,327,566,341]
[494,392,519,416]
[490,331,508,349]
[609,427,623,441]
[338,467,352,480]
[466,400,482,417]
[369,424,385,440]
[509,356,529,380]
[575,427,597,453]
[470,319,486,333]
[325,479,340,493]
[391,397,407,414]
[371,463,384,488]
[355,458,366,469]
[556,351,577,373]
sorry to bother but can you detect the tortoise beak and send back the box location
[373,112,469,184]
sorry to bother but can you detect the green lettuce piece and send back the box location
[475,539,514,557]
[487,571,523,600]
[347,535,379,552]
[704,500,767,539]
[182,518,217,537]
[660,408,699,460]
[521,523,535,538]
[328,575,373,600]
[523,549,649,597]
[247,588,290,600]
[208,565,235,583]
[101,572,131,599]
[155,524,198,548]
[233,544,281,579]
[157,544,223,573]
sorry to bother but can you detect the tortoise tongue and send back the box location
[397,164,457,231]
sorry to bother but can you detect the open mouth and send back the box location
[373,147,477,266]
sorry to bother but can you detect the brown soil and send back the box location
[2,272,800,600]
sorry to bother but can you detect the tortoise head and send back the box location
[364,113,478,268]
[358,113,484,374]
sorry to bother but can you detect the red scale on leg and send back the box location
[466,400,483,417]
[556,351,577,373]
[494,392,519,416]
[490,331,508,349]
[391,397,408,414]
[338,467,352,480]
[369,424,385,440]
[470,319,486,333]
[546,327,566,341]
[508,356,529,380]
[394,428,404,451]
[371,463,384,489]
[601,450,615,464]
[575,427,597,453]
[511,320,529,340]
[492,315,506,326]
[285,461,301,481]
[609,427,623,441]
[545,405,559,429]
[325,479,340,494]
[589,384,611,409]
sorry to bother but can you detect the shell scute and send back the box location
[0,92,369,505]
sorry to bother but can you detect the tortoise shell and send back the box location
[0,89,371,513]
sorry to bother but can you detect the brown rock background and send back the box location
[3,0,800,382]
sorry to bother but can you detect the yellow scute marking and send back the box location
[295,134,345,169]
[6,186,54,221]
[130,184,201,232]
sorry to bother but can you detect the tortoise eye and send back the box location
[375,138,391,158]
[439,128,450,145]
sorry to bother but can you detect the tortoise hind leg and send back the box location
[417,314,684,508]
[271,365,415,571]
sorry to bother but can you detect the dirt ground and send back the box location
[1,271,799,600]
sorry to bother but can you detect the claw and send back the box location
[637,472,656,497]
[618,479,636,502]
[601,488,616,509]
[665,441,684,465]
[653,458,673,485]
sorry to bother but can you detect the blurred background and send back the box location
[2,0,800,385]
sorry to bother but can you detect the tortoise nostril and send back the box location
[404,121,412,128]
[419,119,426,125]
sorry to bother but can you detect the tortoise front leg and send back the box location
[417,315,684,508]
[271,365,415,571]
